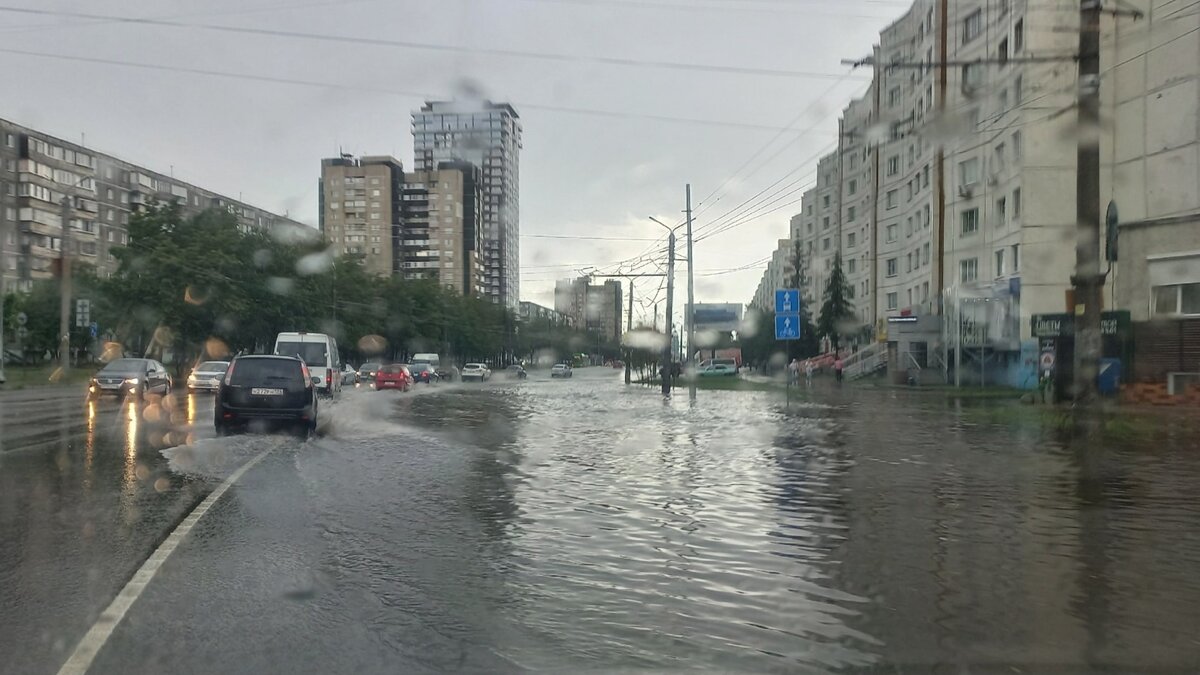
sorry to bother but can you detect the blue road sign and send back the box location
[775,313,801,340]
[775,289,800,314]
[89,322,99,338]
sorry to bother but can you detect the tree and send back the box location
[789,240,820,358]
[816,252,855,353]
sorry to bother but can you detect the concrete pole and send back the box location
[0,177,7,382]
[625,281,633,385]
[685,184,696,399]
[1071,0,1104,404]
[58,195,72,372]
[662,232,675,397]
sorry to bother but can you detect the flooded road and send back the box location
[3,370,1200,672]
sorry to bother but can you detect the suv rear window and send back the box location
[276,341,328,367]
[230,359,304,388]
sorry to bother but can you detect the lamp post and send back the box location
[649,216,684,396]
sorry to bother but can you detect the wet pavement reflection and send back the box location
[4,373,1200,673]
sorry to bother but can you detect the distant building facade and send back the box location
[554,276,623,342]
[1,118,308,292]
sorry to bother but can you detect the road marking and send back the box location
[56,445,276,675]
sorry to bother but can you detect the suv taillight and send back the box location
[224,361,235,385]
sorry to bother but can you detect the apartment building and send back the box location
[319,155,404,277]
[554,277,623,342]
[750,238,795,311]
[319,154,484,294]
[412,101,522,307]
[1,118,308,292]
[400,162,484,295]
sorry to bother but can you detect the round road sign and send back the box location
[1039,350,1056,372]
[16,312,27,326]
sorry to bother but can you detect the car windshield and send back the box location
[195,361,229,373]
[100,359,147,375]
[229,359,303,388]
[7,3,1199,673]
[276,341,328,367]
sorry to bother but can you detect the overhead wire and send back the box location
[0,6,869,81]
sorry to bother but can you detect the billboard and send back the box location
[692,303,743,333]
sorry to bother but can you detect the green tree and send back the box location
[816,252,855,353]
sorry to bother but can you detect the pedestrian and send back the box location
[834,355,844,383]
[805,360,814,387]
[787,358,800,384]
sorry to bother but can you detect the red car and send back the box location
[374,364,412,391]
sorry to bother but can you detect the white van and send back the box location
[274,332,341,396]
[410,353,441,369]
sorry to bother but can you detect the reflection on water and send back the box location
[397,378,1200,672]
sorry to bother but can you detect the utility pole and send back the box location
[58,195,73,372]
[625,281,633,385]
[0,175,7,383]
[685,184,695,399]
[663,231,676,397]
[1071,0,1104,404]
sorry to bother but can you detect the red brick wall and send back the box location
[1121,382,1200,406]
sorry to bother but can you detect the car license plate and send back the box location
[250,387,284,396]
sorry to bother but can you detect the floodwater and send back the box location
[4,371,1200,673]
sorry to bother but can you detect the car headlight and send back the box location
[126,378,139,385]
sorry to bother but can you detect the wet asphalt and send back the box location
[4,369,1200,674]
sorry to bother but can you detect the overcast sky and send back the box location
[0,0,904,324]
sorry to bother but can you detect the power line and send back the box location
[0,6,868,81]
[521,233,659,241]
[0,47,841,134]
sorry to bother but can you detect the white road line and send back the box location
[56,445,277,675]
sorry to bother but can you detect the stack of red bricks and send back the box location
[1120,381,1200,406]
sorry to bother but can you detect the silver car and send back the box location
[187,360,230,393]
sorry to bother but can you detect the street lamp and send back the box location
[649,216,683,396]
[57,172,99,373]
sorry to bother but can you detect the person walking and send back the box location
[834,355,844,383]
[787,358,800,385]
[805,360,814,387]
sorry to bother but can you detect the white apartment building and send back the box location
[755,0,1199,388]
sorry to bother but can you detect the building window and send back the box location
[823,194,830,208]
[995,248,1006,277]
[886,258,898,277]
[1152,283,1200,317]
[1012,187,1022,218]
[1012,131,1023,161]
[823,216,830,229]
[886,190,898,209]
[1012,244,1020,271]
[848,178,857,195]
[963,9,982,44]
[996,196,1007,225]
[889,87,901,107]
[887,223,898,242]
[906,252,913,273]
[998,38,1009,66]
[959,158,980,187]
[961,208,979,235]
[848,232,857,248]
[848,258,856,274]
[847,205,856,221]
[823,237,831,251]
[1014,18,1024,52]
[887,155,900,176]
[960,258,979,282]
[922,242,930,266]
[887,292,898,310]
[961,63,983,94]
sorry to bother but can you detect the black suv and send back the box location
[214,355,318,436]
